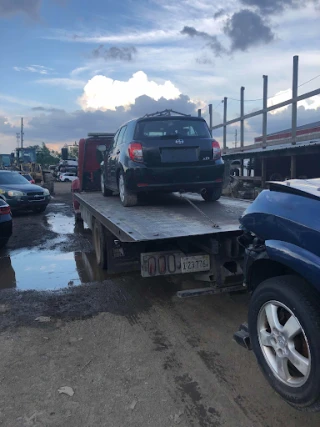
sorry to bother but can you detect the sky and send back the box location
[0,0,319,153]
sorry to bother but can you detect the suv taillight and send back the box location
[212,140,221,160]
[0,205,11,215]
[128,143,143,163]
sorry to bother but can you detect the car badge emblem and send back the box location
[175,139,184,144]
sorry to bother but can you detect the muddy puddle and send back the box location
[0,249,109,291]
[46,213,77,235]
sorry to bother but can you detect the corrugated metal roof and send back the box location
[224,138,320,158]
[267,121,320,137]
[241,138,320,154]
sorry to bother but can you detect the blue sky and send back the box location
[0,0,319,152]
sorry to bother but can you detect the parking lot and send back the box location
[0,182,319,427]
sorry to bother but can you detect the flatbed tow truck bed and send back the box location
[75,192,249,297]
[75,192,248,242]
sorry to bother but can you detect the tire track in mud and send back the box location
[132,303,254,427]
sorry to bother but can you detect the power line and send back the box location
[298,73,320,88]
[211,100,224,112]
[225,73,320,103]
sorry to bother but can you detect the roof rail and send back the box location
[142,109,191,118]
[87,133,115,137]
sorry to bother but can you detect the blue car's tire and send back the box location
[249,275,320,412]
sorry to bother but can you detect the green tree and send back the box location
[36,143,60,166]
[69,145,79,159]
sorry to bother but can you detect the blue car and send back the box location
[0,170,51,213]
[0,198,12,248]
[236,178,320,412]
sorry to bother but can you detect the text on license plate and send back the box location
[181,255,210,273]
[141,251,210,277]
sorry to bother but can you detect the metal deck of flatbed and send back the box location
[75,192,249,242]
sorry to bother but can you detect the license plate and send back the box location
[141,251,210,277]
[161,148,198,163]
[181,255,210,273]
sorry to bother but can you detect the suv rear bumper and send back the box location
[125,163,225,193]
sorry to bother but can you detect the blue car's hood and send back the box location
[0,183,45,193]
[240,179,320,257]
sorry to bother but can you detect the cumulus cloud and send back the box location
[180,26,227,57]
[247,104,320,137]
[224,10,274,51]
[92,45,137,61]
[268,89,320,114]
[0,94,198,152]
[79,71,181,111]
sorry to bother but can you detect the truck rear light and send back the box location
[148,256,156,276]
[0,205,11,215]
[128,143,143,163]
[212,140,221,160]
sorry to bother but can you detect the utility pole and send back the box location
[16,132,20,148]
[20,117,24,149]
[235,129,238,148]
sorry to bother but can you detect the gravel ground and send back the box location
[0,182,319,427]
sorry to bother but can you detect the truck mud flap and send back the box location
[233,323,252,350]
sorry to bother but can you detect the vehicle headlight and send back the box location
[43,189,50,196]
[7,190,24,197]
[0,188,5,195]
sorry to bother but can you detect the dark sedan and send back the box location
[0,170,51,213]
[100,113,224,206]
[0,198,12,248]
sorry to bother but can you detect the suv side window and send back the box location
[117,126,127,145]
[111,129,120,149]
[124,121,135,144]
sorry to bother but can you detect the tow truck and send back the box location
[73,131,320,412]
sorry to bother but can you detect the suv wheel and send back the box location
[201,187,222,202]
[118,172,137,207]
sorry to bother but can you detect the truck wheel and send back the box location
[118,172,137,207]
[101,173,113,197]
[201,187,222,202]
[93,219,108,269]
[248,275,320,411]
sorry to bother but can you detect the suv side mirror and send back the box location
[97,145,107,153]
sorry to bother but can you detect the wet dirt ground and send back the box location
[0,183,319,427]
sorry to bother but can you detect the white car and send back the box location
[59,173,78,182]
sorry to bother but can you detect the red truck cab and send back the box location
[72,133,114,217]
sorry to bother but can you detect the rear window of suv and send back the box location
[134,119,211,139]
